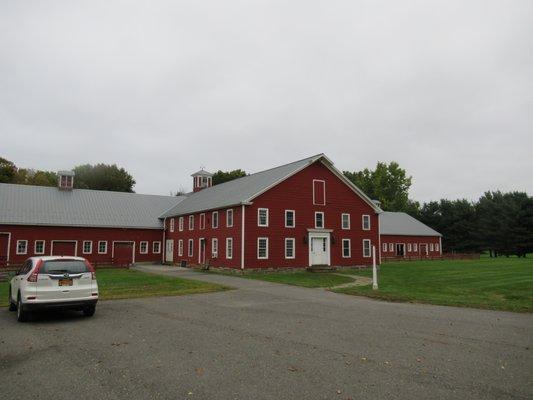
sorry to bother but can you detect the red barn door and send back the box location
[0,234,9,267]
[52,241,77,256]
[113,242,134,266]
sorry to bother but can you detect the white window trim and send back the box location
[82,240,93,254]
[389,243,394,252]
[382,242,387,252]
[139,241,149,254]
[189,215,194,230]
[342,239,351,258]
[257,208,269,227]
[226,209,233,227]
[188,239,194,257]
[98,241,108,254]
[212,238,218,258]
[178,217,184,231]
[407,243,412,252]
[315,212,325,229]
[430,243,434,251]
[170,218,175,233]
[152,241,161,254]
[414,243,418,252]
[363,239,371,258]
[257,237,269,259]
[285,210,295,228]
[212,211,219,229]
[226,237,233,259]
[285,238,295,259]
[435,243,440,252]
[200,213,206,230]
[341,213,350,230]
[178,239,183,257]
[312,179,326,206]
[16,240,28,255]
[34,240,45,255]
[362,214,371,231]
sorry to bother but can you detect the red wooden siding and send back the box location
[51,241,76,256]
[380,235,441,258]
[0,224,164,266]
[243,161,380,269]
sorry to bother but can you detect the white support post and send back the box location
[372,245,378,290]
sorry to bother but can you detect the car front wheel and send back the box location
[16,294,29,322]
[83,306,96,317]
[8,287,16,312]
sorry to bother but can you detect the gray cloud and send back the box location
[1,0,532,201]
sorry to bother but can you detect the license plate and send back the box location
[59,279,73,286]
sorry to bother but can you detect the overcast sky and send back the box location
[1,0,531,202]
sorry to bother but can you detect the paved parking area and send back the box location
[1,265,532,400]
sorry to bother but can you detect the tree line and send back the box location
[0,157,136,192]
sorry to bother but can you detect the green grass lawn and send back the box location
[240,271,354,288]
[335,257,533,312]
[0,268,228,307]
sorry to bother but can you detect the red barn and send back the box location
[161,154,382,270]
[0,172,184,266]
[0,154,443,270]
[379,212,442,260]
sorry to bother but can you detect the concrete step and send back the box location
[307,265,337,273]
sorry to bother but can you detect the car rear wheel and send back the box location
[16,294,29,322]
[83,306,96,317]
[8,287,16,312]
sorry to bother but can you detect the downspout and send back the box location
[439,236,442,256]
[241,204,245,270]
[162,217,167,264]
[377,212,381,265]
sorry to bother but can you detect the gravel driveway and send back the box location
[1,264,531,400]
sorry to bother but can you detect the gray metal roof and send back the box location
[161,154,382,218]
[379,212,442,237]
[0,183,185,229]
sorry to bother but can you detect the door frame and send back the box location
[0,232,11,265]
[50,240,78,256]
[308,230,331,267]
[395,243,406,258]
[112,241,136,264]
[198,238,206,265]
[165,239,174,263]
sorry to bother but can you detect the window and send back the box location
[342,239,351,258]
[285,210,295,228]
[212,211,219,229]
[315,212,324,229]
[189,215,194,230]
[362,215,371,230]
[341,213,350,230]
[170,218,175,233]
[257,208,269,227]
[152,241,161,254]
[200,213,206,230]
[363,239,371,258]
[389,243,394,252]
[178,240,183,256]
[407,243,412,252]
[179,217,184,231]
[226,238,233,259]
[313,180,326,205]
[414,243,418,252]
[34,240,45,255]
[226,209,234,227]
[435,243,440,252]
[83,241,92,254]
[430,243,434,252]
[257,238,268,259]
[188,239,194,256]
[382,243,387,252]
[140,241,148,254]
[212,238,218,257]
[285,238,295,259]
[98,241,108,254]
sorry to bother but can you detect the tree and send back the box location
[14,168,57,186]
[344,162,415,213]
[212,169,247,186]
[73,164,136,192]
[0,157,17,183]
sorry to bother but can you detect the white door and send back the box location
[165,239,174,263]
[310,237,329,265]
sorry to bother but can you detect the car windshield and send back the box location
[40,260,89,274]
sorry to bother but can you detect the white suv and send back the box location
[8,256,99,322]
